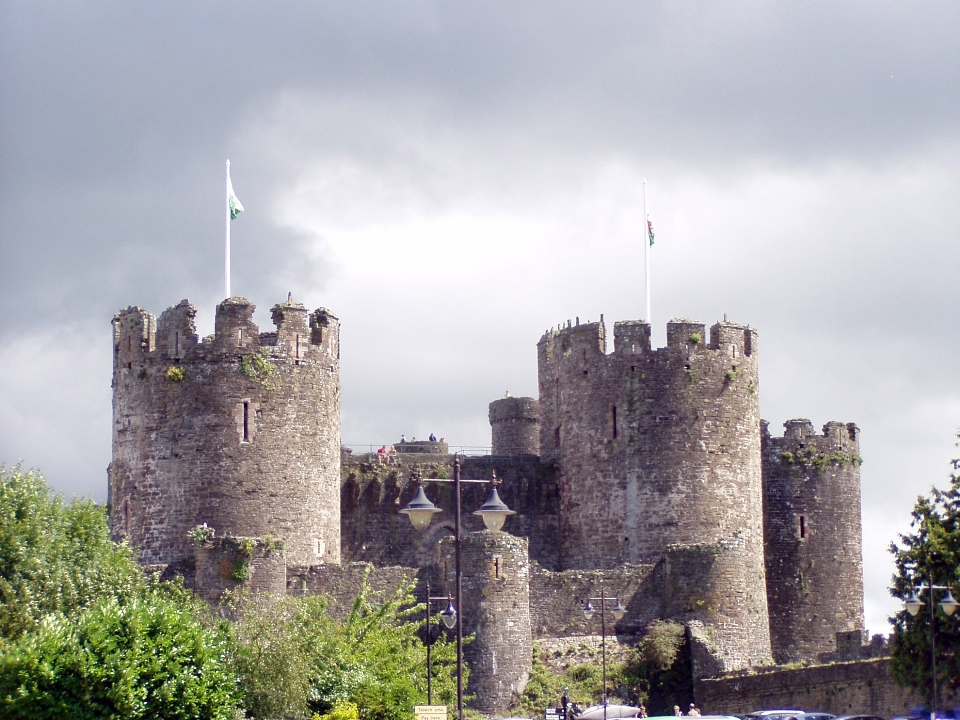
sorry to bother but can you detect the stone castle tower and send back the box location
[537,317,772,668]
[109,297,341,574]
[761,418,865,664]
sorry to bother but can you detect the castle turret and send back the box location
[109,296,341,577]
[437,531,532,714]
[489,396,540,457]
[537,316,771,671]
[762,419,865,663]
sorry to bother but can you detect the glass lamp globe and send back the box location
[905,591,923,617]
[400,486,442,531]
[440,600,457,629]
[612,600,627,621]
[940,590,959,617]
[582,600,595,621]
[473,487,516,532]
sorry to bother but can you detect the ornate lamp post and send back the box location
[401,456,515,720]
[903,570,959,719]
[582,586,627,720]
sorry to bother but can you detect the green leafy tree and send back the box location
[889,436,960,703]
[514,621,693,718]
[0,467,242,718]
[0,582,242,720]
[229,574,461,720]
[0,466,142,640]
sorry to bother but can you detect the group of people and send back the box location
[375,445,399,464]
[674,704,702,717]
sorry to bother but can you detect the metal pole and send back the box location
[427,582,433,706]
[601,585,607,720]
[454,456,464,720]
[929,572,938,719]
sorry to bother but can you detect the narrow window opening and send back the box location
[630,366,636,372]
[295,333,301,359]
[175,331,180,357]
[554,426,561,446]
[237,328,243,347]
[799,515,807,539]
[730,344,739,359]
[493,556,501,579]
[242,402,250,442]
[127,337,132,353]
[611,405,618,439]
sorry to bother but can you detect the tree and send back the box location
[0,466,142,641]
[889,436,960,703]
[0,583,242,720]
[0,467,242,719]
[227,574,461,720]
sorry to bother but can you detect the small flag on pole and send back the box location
[228,171,244,220]
[647,216,655,246]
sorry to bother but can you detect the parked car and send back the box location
[832,715,885,720]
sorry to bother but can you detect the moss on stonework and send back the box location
[779,447,863,471]
[240,351,278,390]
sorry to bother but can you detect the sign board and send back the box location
[415,706,448,720]
[546,708,562,720]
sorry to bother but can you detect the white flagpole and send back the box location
[225,160,232,299]
[644,179,651,325]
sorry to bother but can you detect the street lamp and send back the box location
[401,456,515,720]
[902,570,959,719]
[423,582,458,706]
[582,586,627,720]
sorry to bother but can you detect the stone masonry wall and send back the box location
[489,396,541,457]
[194,536,287,602]
[340,456,561,571]
[762,419,865,663]
[436,532,533,714]
[110,297,341,572]
[695,658,958,718]
[536,317,771,670]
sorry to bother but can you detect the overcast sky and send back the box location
[2,1,959,635]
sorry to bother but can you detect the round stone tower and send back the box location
[109,296,341,574]
[762,419,865,663]
[436,531,532,715]
[489,396,540,456]
[537,316,771,670]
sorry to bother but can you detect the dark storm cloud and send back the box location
[4,0,958,333]
[2,1,959,632]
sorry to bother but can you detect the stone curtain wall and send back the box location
[695,659,958,718]
[762,419,865,663]
[340,456,561,571]
[110,297,341,572]
[536,317,771,670]
[528,563,660,639]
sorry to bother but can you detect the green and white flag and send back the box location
[228,171,244,220]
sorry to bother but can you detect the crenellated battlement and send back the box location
[763,418,861,463]
[111,297,339,378]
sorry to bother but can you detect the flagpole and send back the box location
[644,179,651,325]
[225,160,231,300]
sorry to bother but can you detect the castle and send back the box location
[109,296,866,713]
